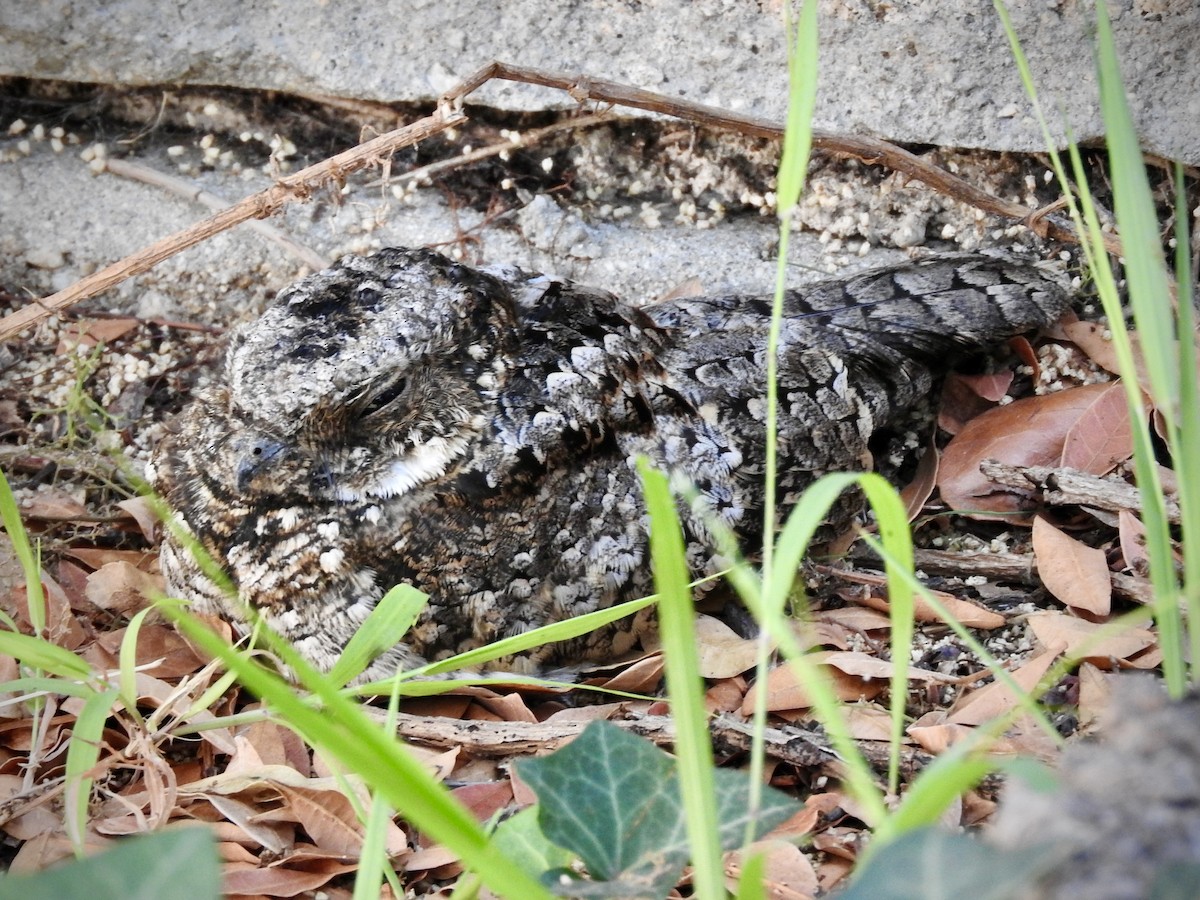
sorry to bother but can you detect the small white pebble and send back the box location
[7,118,26,135]
[541,156,553,173]
[167,145,186,157]
[31,123,45,141]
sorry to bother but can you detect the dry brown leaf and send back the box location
[938,382,1113,519]
[1061,321,1152,387]
[743,661,884,714]
[274,782,405,857]
[84,561,163,615]
[592,651,665,692]
[116,496,160,543]
[724,839,819,900]
[817,855,854,895]
[451,780,515,821]
[205,793,295,854]
[907,722,972,754]
[90,623,208,678]
[1117,509,1151,578]
[241,720,312,775]
[842,704,898,741]
[56,317,139,352]
[543,702,625,724]
[938,373,1002,436]
[899,438,939,523]
[705,678,747,713]
[1031,516,1112,616]
[695,614,760,678]
[1060,381,1133,474]
[1008,334,1041,382]
[471,691,537,724]
[404,842,462,872]
[958,370,1016,402]
[855,588,1005,629]
[947,645,1063,725]
[822,651,954,684]
[223,852,359,897]
[813,606,893,632]
[20,489,89,520]
[41,571,87,650]
[961,790,997,828]
[1076,661,1113,730]
[1026,612,1155,664]
[63,548,159,571]
[0,774,59,840]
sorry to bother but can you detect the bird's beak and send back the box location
[234,435,290,491]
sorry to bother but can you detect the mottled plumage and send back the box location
[150,248,1069,679]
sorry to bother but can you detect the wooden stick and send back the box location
[444,62,1117,255]
[0,109,462,342]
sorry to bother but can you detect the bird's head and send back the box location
[218,248,519,502]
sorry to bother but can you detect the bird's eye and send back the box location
[361,377,408,418]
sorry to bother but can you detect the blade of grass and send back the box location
[64,687,119,854]
[0,468,46,635]
[164,603,554,900]
[327,583,429,688]
[748,0,820,840]
[996,0,1186,691]
[639,459,724,900]
[1094,4,1185,691]
[1171,164,1200,681]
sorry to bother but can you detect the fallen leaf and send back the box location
[116,496,160,543]
[939,382,1113,519]
[855,589,1005,629]
[947,645,1063,725]
[84,561,163,615]
[1117,509,1150,577]
[56,317,139,353]
[1059,380,1133,474]
[1076,661,1113,730]
[451,780,515,821]
[695,614,760,678]
[223,852,359,897]
[1031,516,1112,616]
[745,660,885,714]
[813,606,893,632]
[19,489,89,520]
[899,438,939,522]
[725,839,819,900]
[1026,612,1155,664]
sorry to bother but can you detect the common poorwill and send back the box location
[149,248,1069,679]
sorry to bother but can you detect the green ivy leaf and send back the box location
[517,720,799,898]
[0,826,220,900]
[837,828,1057,900]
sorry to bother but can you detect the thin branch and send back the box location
[0,108,462,342]
[103,158,330,271]
[3,59,1125,344]
[443,62,1120,255]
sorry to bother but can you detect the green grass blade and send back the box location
[327,583,429,688]
[0,631,95,680]
[1094,4,1185,690]
[638,459,724,900]
[64,687,119,853]
[0,468,46,635]
[1172,164,1200,681]
[165,604,554,900]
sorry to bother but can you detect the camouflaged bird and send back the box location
[149,248,1069,680]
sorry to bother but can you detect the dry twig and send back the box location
[2,60,1122,343]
